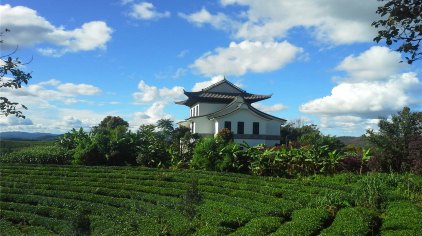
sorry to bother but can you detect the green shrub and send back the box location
[0,145,72,164]
[191,137,221,170]
[72,141,106,165]
[230,216,282,236]
[270,208,330,236]
[381,201,422,235]
[320,207,375,236]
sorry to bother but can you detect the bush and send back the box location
[381,201,422,235]
[270,208,330,236]
[320,207,375,236]
[191,137,222,171]
[0,145,72,164]
[72,142,106,165]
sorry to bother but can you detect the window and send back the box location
[192,122,195,133]
[253,122,259,135]
[224,121,231,131]
[237,122,244,134]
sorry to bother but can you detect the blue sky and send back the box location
[1,0,421,136]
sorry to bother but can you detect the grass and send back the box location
[0,140,53,154]
[0,164,421,235]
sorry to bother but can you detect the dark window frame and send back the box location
[237,121,244,134]
[224,121,232,131]
[253,122,259,135]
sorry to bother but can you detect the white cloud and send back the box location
[132,102,172,126]
[132,80,185,104]
[0,115,33,126]
[335,46,406,82]
[192,75,225,92]
[300,46,422,134]
[301,73,421,118]
[191,40,302,76]
[177,49,189,58]
[58,83,102,95]
[0,79,102,109]
[252,103,287,113]
[179,8,237,31]
[0,4,112,56]
[216,0,380,44]
[129,2,170,20]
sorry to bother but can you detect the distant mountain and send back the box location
[337,136,369,147]
[0,132,61,141]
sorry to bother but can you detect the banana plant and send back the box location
[360,148,372,175]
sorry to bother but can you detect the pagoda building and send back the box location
[176,78,286,146]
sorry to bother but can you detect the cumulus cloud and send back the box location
[132,80,185,104]
[0,4,112,56]
[132,102,172,126]
[301,72,421,118]
[0,79,102,110]
[57,83,102,95]
[335,46,406,82]
[252,103,287,113]
[129,2,170,20]
[216,0,380,44]
[191,40,302,76]
[192,75,225,92]
[179,8,237,31]
[0,115,33,126]
[300,46,421,133]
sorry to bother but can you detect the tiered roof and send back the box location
[175,79,271,106]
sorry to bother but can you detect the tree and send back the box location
[156,118,174,144]
[93,116,129,132]
[136,124,169,167]
[0,29,32,118]
[366,107,422,172]
[372,0,422,64]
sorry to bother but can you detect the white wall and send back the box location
[215,108,269,135]
[190,116,214,134]
[194,103,227,116]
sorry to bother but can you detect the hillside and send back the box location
[1,164,420,235]
[337,136,369,147]
[0,132,60,141]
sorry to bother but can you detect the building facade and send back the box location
[176,79,286,146]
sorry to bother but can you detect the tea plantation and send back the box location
[1,164,421,235]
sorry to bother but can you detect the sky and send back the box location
[0,0,421,136]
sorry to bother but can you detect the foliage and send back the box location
[0,145,72,164]
[179,177,202,218]
[169,126,200,169]
[280,122,319,146]
[270,208,330,236]
[319,207,376,236]
[0,29,32,118]
[191,137,223,171]
[1,164,421,235]
[58,117,137,165]
[372,0,422,64]
[381,201,422,235]
[366,107,422,172]
[136,124,169,168]
[156,118,174,143]
[0,140,53,155]
[247,145,344,177]
[91,115,129,134]
[216,128,234,144]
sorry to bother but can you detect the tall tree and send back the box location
[0,29,32,118]
[372,0,422,64]
[366,107,422,171]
